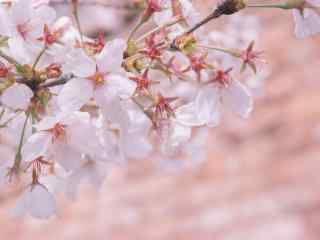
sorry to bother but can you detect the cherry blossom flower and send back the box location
[1,83,33,110]
[195,68,253,127]
[58,39,135,112]
[21,112,106,171]
[292,0,320,38]
[0,0,314,220]
[64,159,108,200]
[12,183,56,219]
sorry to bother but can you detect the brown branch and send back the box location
[38,73,74,88]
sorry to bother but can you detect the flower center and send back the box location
[88,72,105,86]
[209,68,233,87]
[50,123,67,142]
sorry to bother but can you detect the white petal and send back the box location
[96,38,126,72]
[51,142,83,171]
[293,9,320,39]
[67,120,103,156]
[58,78,94,112]
[120,133,152,159]
[0,6,11,36]
[21,132,52,162]
[67,49,96,77]
[29,185,56,219]
[33,5,56,26]
[223,80,253,118]
[175,102,204,126]
[11,189,31,218]
[12,184,56,219]
[170,122,191,145]
[35,116,60,131]
[195,86,220,127]
[1,84,33,110]
[8,37,32,63]
[106,74,136,98]
[10,0,32,25]
[65,161,107,200]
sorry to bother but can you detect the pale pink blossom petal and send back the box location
[58,78,94,112]
[293,8,320,39]
[13,184,56,219]
[1,84,33,110]
[21,132,52,162]
[195,86,220,127]
[96,38,126,72]
[223,80,253,118]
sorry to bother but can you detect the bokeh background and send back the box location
[1,1,320,239]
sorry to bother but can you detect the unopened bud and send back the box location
[0,62,9,78]
[46,63,62,79]
[216,0,246,15]
[171,34,197,54]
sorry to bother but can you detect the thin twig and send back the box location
[39,73,74,88]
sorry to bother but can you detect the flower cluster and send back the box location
[0,0,318,219]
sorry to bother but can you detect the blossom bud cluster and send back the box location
[0,0,318,219]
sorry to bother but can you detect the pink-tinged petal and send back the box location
[96,38,126,72]
[28,5,56,39]
[153,8,172,26]
[120,133,152,159]
[223,80,253,118]
[161,122,191,156]
[67,49,96,77]
[34,5,56,25]
[170,122,191,145]
[28,184,56,219]
[65,161,107,200]
[106,74,136,99]
[58,78,94,112]
[195,86,220,127]
[51,142,83,171]
[10,0,33,25]
[0,6,11,36]
[95,75,135,109]
[13,183,57,220]
[8,37,32,63]
[32,0,50,8]
[35,116,60,131]
[67,120,103,156]
[1,83,33,110]
[293,9,320,39]
[175,102,204,126]
[11,188,30,217]
[21,132,52,162]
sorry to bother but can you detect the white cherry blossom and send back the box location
[12,183,56,219]
[1,83,33,110]
[292,0,320,38]
[58,39,135,112]
[195,70,253,127]
[21,112,105,171]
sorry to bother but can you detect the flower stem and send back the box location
[127,20,145,43]
[32,46,47,71]
[135,16,182,43]
[0,49,20,66]
[71,0,84,44]
[186,10,222,35]
[38,73,74,88]
[246,4,289,9]
[197,44,240,56]
[13,111,30,171]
